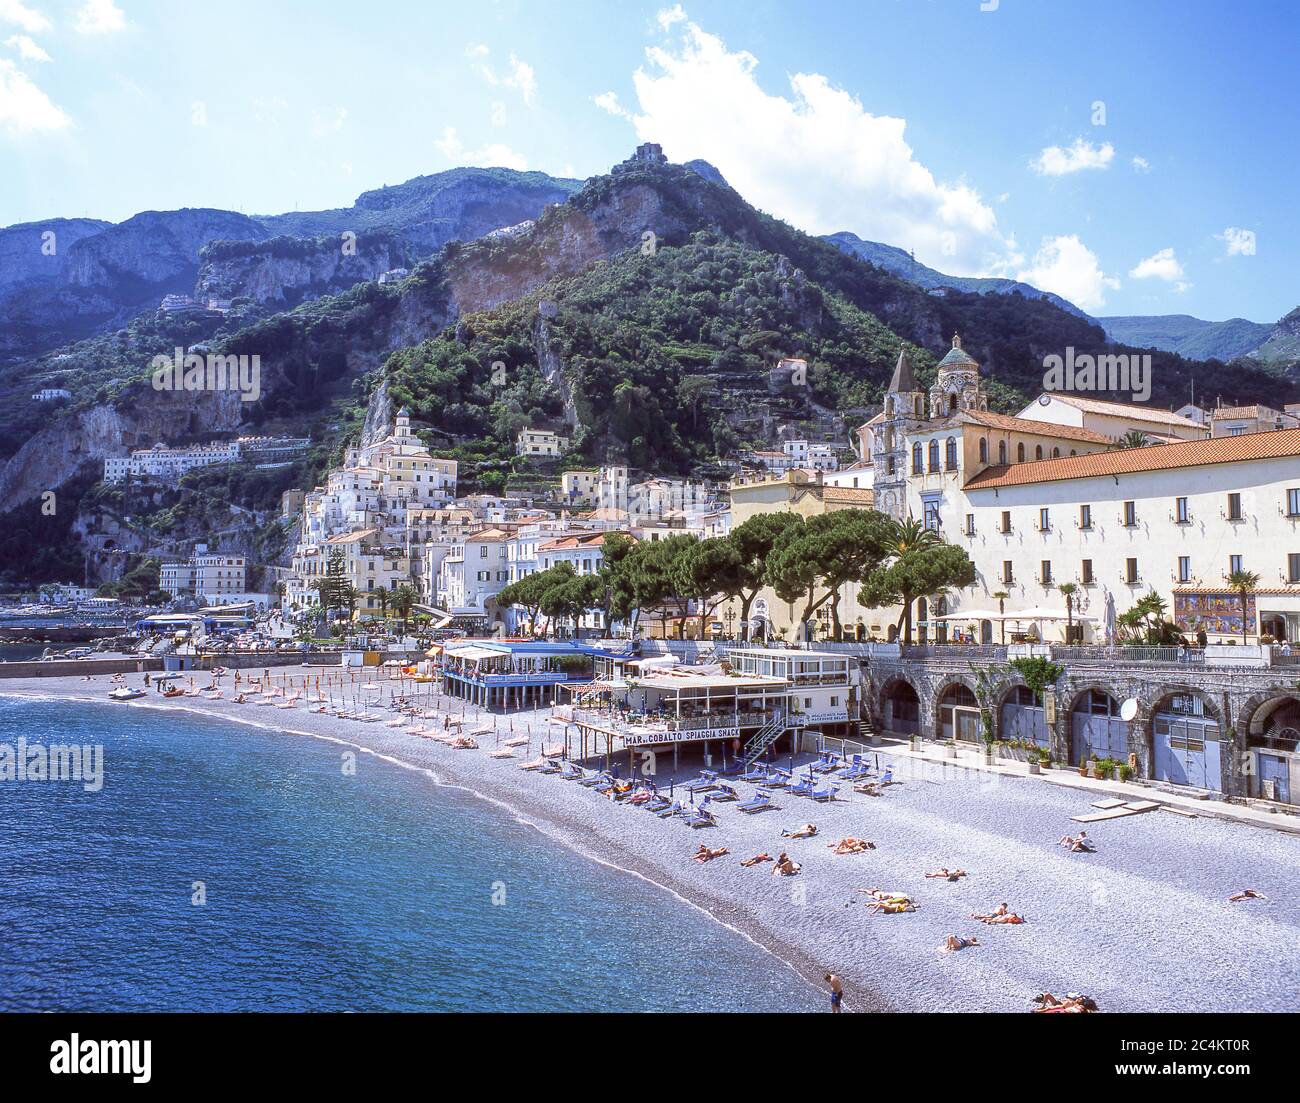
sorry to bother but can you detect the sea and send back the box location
[0,696,820,1013]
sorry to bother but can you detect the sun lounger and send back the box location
[686,772,720,795]
[519,757,546,771]
[656,801,685,818]
[489,749,514,759]
[683,807,717,828]
[560,763,585,781]
[738,789,775,814]
[810,784,839,802]
[644,794,671,813]
[812,751,841,774]
[788,776,815,797]
[592,775,615,792]
[503,736,530,748]
[838,754,870,780]
[578,772,606,788]
[710,783,739,802]
[740,765,769,782]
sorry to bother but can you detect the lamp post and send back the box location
[725,607,735,640]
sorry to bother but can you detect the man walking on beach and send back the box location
[825,973,844,1013]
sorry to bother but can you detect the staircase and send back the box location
[743,713,799,769]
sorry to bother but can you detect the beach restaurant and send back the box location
[554,654,796,771]
[726,647,859,738]
[439,639,611,710]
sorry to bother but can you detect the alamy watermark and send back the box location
[1042,347,1151,403]
[151,347,261,402]
[0,737,103,792]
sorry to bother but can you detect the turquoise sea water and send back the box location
[0,697,819,1012]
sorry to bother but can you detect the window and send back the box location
[1039,507,1050,531]
[1079,504,1092,530]
[1052,448,1060,459]
[1002,561,1014,584]
[1227,493,1243,521]
[1175,496,1190,524]
[1017,443,1026,462]
[1081,559,1094,584]
[1178,556,1191,583]
[1040,560,1053,584]
[480,545,488,558]
[1000,510,1012,534]
[979,438,988,463]
[923,499,941,531]
[912,442,923,474]
[1123,501,1137,527]
[964,514,975,536]
[1035,445,1043,460]
[1230,554,1243,575]
[998,441,1008,465]
[928,440,940,472]
[1125,558,1139,584]
[1290,553,1300,583]
[1288,489,1300,517]
[945,438,957,470]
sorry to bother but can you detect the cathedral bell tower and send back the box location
[871,348,927,520]
[929,334,988,418]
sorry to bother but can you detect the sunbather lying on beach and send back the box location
[939,934,978,954]
[781,823,818,839]
[1032,992,1098,1014]
[865,898,917,914]
[925,868,968,881]
[1058,831,1095,852]
[692,845,729,863]
[1228,888,1267,902]
[829,837,875,854]
[739,853,772,867]
[972,902,1025,924]
[771,852,801,876]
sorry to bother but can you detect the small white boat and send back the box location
[108,687,146,701]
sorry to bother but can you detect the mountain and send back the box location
[2,146,1295,586]
[823,231,1091,319]
[1098,313,1274,361]
[0,168,583,363]
[1248,307,1300,364]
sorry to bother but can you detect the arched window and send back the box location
[1017,443,1026,463]
[998,440,1007,465]
[912,442,923,474]
[948,393,957,413]
[1035,445,1043,460]
[979,438,988,463]
[945,438,957,470]
[1052,447,1060,458]
[928,440,940,472]
[1070,449,1076,457]
[886,396,894,415]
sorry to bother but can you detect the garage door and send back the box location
[1153,708,1221,792]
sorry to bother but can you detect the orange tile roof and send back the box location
[822,487,876,506]
[965,428,1300,490]
[962,409,1111,445]
[1039,394,1204,428]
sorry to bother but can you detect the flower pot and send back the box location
[945,744,958,759]
[1027,761,1041,775]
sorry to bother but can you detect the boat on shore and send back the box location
[107,686,147,701]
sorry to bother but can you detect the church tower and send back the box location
[871,348,928,520]
[929,334,988,418]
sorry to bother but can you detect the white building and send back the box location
[103,440,241,484]
[516,428,570,458]
[1018,393,1207,443]
[32,388,71,402]
[160,545,247,602]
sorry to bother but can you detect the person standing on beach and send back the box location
[825,973,844,1013]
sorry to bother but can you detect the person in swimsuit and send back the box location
[925,868,967,881]
[939,934,979,954]
[825,973,844,1013]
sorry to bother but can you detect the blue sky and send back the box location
[1,0,1294,321]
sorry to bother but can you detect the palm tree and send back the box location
[992,590,1009,644]
[374,586,392,621]
[884,518,940,646]
[390,584,417,633]
[1228,569,1260,644]
[1111,429,1150,451]
[1058,582,1078,644]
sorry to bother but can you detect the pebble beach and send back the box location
[8,666,1299,1013]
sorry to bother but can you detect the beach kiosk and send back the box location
[439,640,608,710]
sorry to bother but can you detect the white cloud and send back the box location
[1217,226,1256,256]
[657,5,687,29]
[0,56,69,133]
[1131,155,1150,173]
[4,32,48,60]
[626,16,1010,276]
[0,1,50,33]
[311,106,347,137]
[593,90,631,120]
[435,125,528,170]
[1030,137,1115,176]
[72,0,125,35]
[1016,234,1119,311]
[1129,247,1184,282]
[466,44,537,107]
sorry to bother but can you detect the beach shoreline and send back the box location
[7,670,1299,1014]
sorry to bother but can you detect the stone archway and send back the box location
[1143,686,1225,791]
[932,674,980,742]
[1239,691,1300,803]
[1065,685,1131,768]
[878,675,921,737]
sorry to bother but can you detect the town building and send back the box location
[31,388,71,402]
[1209,403,1300,438]
[516,427,570,458]
[160,545,247,602]
[1019,393,1207,442]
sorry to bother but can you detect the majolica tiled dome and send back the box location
[937,334,978,370]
